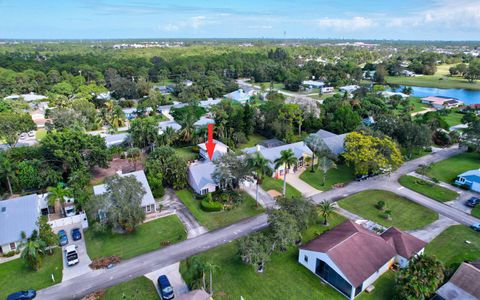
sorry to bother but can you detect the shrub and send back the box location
[432,177,440,183]
[376,200,386,210]
[2,251,17,257]
[201,199,223,212]
[147,173,164,198]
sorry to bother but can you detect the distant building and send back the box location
[199,98,222,109]
[224,88,255,104]
[96,92,112,101]
[434,260,480,300]
[339,85,360,94]
[197,139,229,162]
[102,133,129,148]
[455,169,480,193]
[4,92,47,102]
[302,80,325,89]
[362,116,375,126]
[321,86,334,93]
[315,129,349,156]
[153,85,175,95]
[378,91,409,99]
[158,120,182,133]
[421,96,463,110]
[401,70,416,77]
[193,116,215,127]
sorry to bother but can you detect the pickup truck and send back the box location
[65,245,79,266]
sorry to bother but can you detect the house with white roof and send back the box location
[315,129,349,156]
[0,194,39,254]
[378,91,409,99]
[455,169,480,193]
[4,92,47,102]
[158,120,182,133]
[224,88,255,104]
[194,116,215,127]
[93,170,157,214]
[188,161,218,195]
[198,139,229,161]
[302,80,325,89]
[339,85,360,94]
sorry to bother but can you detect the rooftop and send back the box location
[436,261,480,300]
[188,161,216,189]
[0,194,39,245]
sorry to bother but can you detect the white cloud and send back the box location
[317,16,375,31]
[191,15,206,29]
[163,23,180,31]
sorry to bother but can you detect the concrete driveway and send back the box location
[145,262,189,298]
[54,223,92,282]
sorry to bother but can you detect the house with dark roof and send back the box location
[315,129,349,156]
[455,169,480,193]
[298,220,426,299]
[435,260,480,300]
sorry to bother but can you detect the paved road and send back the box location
[37,214,268,300]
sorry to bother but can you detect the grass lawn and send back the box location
[35,128,47,141]
[174,146,198,162]
[442,111,465,127]
[392,97,430,114]
[338,190,438,230]
[424,152,480,183]
[386,75,480,90]
[299,164,355,191]
[357,271,396,300]
[261,176,302,198]
[398,175,458,202]
[100,276,159,300]
[472,206,480,218]
[425,225,480,269]
[236,133,268,150]
[175,189,264,230]
[0,249,63,299]
[180,213,347,300]
[85,215,187,260]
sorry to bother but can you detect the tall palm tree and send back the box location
[47,183,70,215]
[178,112,196,143]
[21,232,46,271]
[204,261,219,296]
[274,149,298,196]
[107,106,126,132]
[318,201,335,225]
[0,154,15,195]
[247,153,273,207]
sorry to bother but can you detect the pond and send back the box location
[393,86,480,105]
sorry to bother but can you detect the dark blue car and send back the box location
[7,289,36,300]
[58,229,68,246]
[157,275,174,300]
[71,228,82,241]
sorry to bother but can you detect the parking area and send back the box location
[53,223,92,282]
[145,262,189,298]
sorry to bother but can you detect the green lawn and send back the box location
[357,271,395,300]
[101,276,159,300]
[338,190,438,230]
[299,164,355,191]
[398,175,458,202]
[35,128,47,141]
[85,215,187,260]
[261,176,302,198]
[174,146,198,162]
[237,133,268,150]
[425,225,480,269]
[442,111,465,127]
[392,97,430,114]
[175,189,264,230]
[424,152,480,183]
[0,250,63,299]
[180,213,347,300]
[472,206,480,218]
[386,75,480,90]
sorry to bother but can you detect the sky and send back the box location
[1,0,480,40]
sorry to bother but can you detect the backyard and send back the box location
[175,189,264,230]
[85,215,187,260]
[337,190,438,230]
[357,271,395,300]
[398,175,458,202]
[174,146,198,162]
[180,213,347,300]
[423,152,480,183]
[261,176,302,198]
[442,111,465,127]
[0,250,63,299]
[236,133,269,150]
[299,164,355,191]
[100,276,159,300]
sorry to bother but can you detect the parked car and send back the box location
[465,197,480,208]
[63,203,76,217]
[157,275,174,300]
[27,131,35,137]
[71,228,82,241]
[471,223,480,232]
[6,289,36,300]
[355,174,368,181]
[58,229,68,246]
[64,245,79,266]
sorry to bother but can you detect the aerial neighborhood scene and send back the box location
[2,1,480,300]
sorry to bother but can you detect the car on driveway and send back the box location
[71,228,82,241]
[58,229,68,246]
[157,275,174,300]
[6,289,36,300]
[64,245,79,266]
[355,174,368,181]
[465,197,480,208]
[471,223,480,232]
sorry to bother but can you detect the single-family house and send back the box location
[339,85,360,94]
[378,91,409,99]
[421,96,464,110]
[93,170,157,214]
[122,108,138,120]
[199,98,222,109]
[0,194,39,254]
[401,70,416,77]
[158,120,182,133]
[193,116,215,127]
[434,260,480,300]
[455,169,480,193]
[188,161,217,195]
[321,86,335,93]
[224,89,253,104]
[299,220,426,299]
[315,129,349,156]
[302,80,325,89]
[103,133,129,147]
[96,92,112,101]
[198,139,229,161]
[153,85,175,95]
[243,141,313,178]
[4,92,47,102]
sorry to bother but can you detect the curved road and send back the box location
[38,145,479,299]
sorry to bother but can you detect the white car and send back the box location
[64,245,79,266]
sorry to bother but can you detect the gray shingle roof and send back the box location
[188,161,216,189]
[315,129,348,155]
[242,142,313,169]
[0,194,39,245]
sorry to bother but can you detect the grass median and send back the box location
[398,175,458,202]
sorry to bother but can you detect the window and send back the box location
[146,205,151,213]
[10,242,16,250]
[201,188,209,195]
[304,255,308,263]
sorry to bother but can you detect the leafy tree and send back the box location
[38,217,57,254]
[146,146,187,189]
[274,149,298,196]
[318,201,335,225]
[213,152,252,191]
[0,112,36,147]
[268,209,298,251]
[461,119,480,152]
[238,232,271,272]
[87,174,146,233]
[21,231,46,271]
[395,254,445,300]
[317,156,337,186]
[0,153,14,195]
[246,152,273,207]
[276,197,316,232]
[127,147,142,170]
[374,64,387,83]
[129,117,159,149]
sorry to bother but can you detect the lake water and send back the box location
[394,86,480,105]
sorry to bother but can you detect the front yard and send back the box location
[100,276,159,300]
[85,215,187,260]
[261,177,302,198]
[424,152,480,183]
[175,189,264,230]
[180,213,347,300]
[338,190,438,230]
[398,175,458,202]
[0,249,63,299]
[299,164,355,191]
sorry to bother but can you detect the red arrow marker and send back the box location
[206,123,216,160]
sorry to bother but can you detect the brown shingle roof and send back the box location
[381,227,427,259]
[300,220,397,287]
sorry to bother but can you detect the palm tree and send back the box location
[178,113,196,143]
[204,261,219,296]
[318,201,335,225]
[107,106,126,132]
[274,149,298,196]
[0,154,15,195]
[21,231,46,271]
[318,156,337,186]
[127,147,142,170]
[47,183,70,215]
[247,153,273,207]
